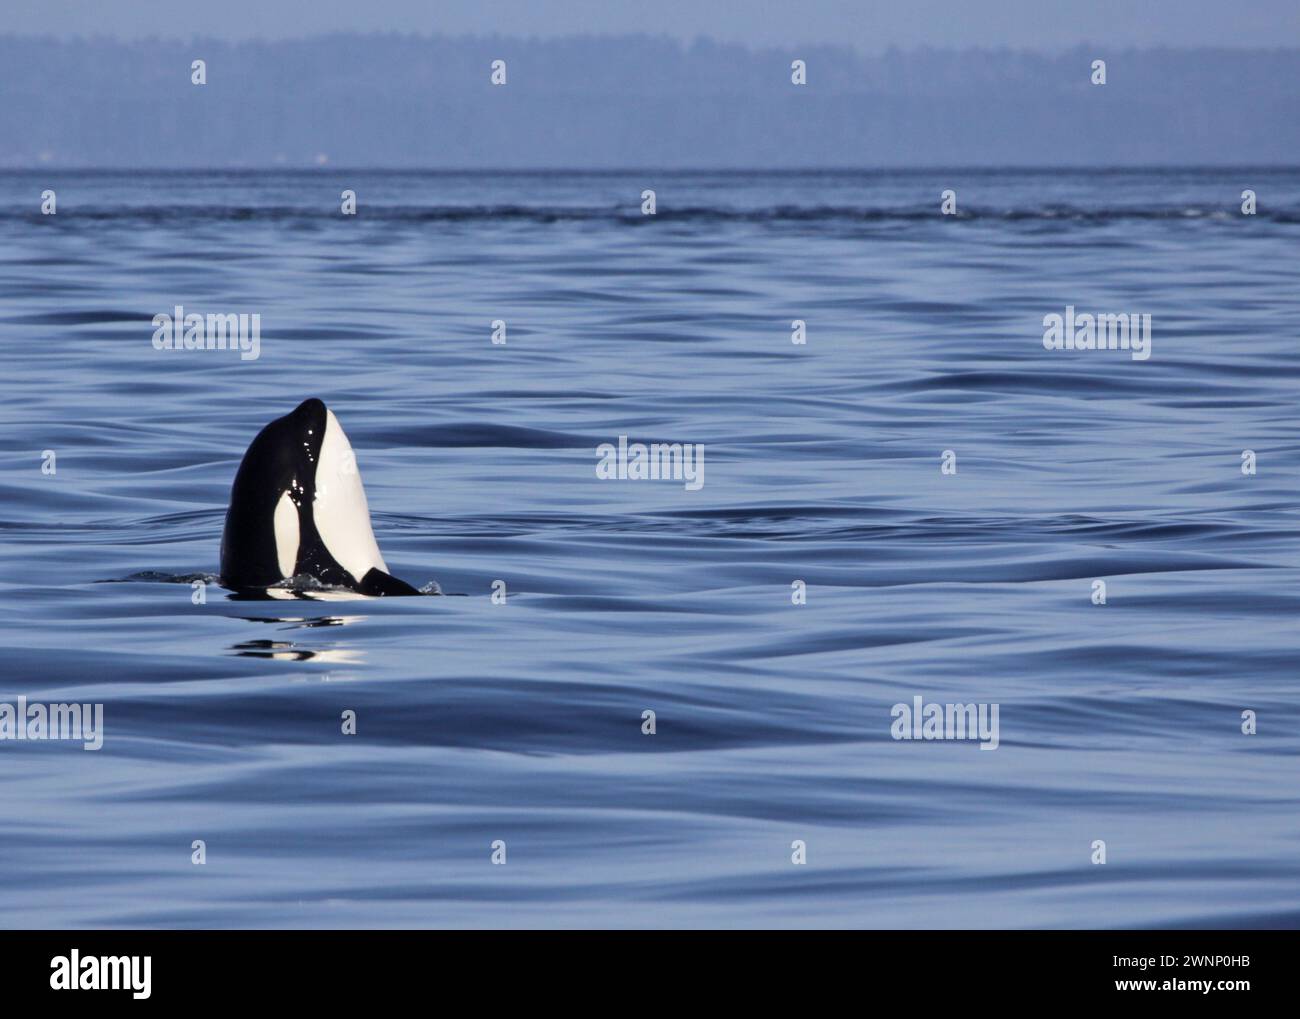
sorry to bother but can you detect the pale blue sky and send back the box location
[5,0,1299,50]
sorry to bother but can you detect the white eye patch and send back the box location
[273,490,300,579]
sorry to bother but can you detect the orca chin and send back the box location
[219,398,423,597]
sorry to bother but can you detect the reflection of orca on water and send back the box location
[220,398,422,597]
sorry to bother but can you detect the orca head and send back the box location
[220,398,420,596]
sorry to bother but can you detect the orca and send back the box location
[220,398,422,597]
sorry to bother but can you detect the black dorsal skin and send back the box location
[219,398,421,595]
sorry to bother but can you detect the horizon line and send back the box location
[3,32,1300,56]
[3,164,1299,174]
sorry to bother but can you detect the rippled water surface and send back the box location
[1,169,1298,928]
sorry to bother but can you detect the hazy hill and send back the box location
[1,34,1296,166]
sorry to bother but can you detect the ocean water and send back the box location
[1,168,1298,929]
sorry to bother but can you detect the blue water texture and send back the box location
[0,168,1298,928]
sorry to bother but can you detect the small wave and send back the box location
[98,571,442,598]
[98,571,217,584]
[234,574,440,600]
[366,421,589,449]
[9,203,1299,224]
